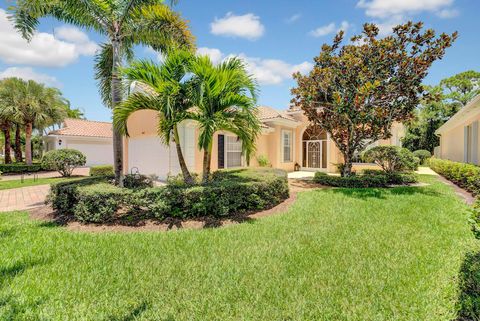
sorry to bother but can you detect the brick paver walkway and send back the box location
[0,185,50,212]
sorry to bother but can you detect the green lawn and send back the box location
[0,176,83,190]
[0,175,478,320]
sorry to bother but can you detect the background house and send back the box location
[44,118,113,166]
[435,95,479,165]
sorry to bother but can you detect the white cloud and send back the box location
[210,12,265,40]
[197,47,224,64]
[0,67,60,86]
[357,0,456,18]
[436,8,459,18]
[286,14,302,24]
[232,54,312,85]
[0,9,98,67]
[310,21,351,37]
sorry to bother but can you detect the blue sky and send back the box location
[0,0,479,122]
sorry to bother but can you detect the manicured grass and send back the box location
[0,175,478,320]
[0,176,83,190]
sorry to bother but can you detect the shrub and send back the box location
[90,165,114,176]
[47,168,289,223]
[413,150,432,164]
[362,146,419,173]
[74,183,131,223]
[471,200,480,239]
[0,163,42,174]
[123,174,154,189]
[47,176,112,215]
[429,158,480,195]
[42,149,86,177]
[257,155,270,167]
[314,171,417,188]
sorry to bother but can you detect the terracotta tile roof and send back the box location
[48,118,112,138]
[257,106,297,122]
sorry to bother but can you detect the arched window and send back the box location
[302,125,327,141]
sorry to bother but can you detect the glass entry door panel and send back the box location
[307,141,321,168]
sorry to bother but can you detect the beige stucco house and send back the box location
[123,105,405,179]
[435,95,480,165]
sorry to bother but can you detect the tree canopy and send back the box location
[291,22,456,176]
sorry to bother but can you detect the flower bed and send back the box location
[48,168,289,224]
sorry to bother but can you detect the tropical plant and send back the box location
[0,78,67,165]
[42,149,86,177]
[114,50,195,184]
[189,56,261,182]
[291,22,456,176]
[11,0,194,185]
[0,80,15,164]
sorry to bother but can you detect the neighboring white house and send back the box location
[44,118,113,166]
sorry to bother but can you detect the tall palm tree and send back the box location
[0,78,67,165]
[0,80,15,164]
[189,56,261,183]
[11,0,194,185]
[114,51,195,184]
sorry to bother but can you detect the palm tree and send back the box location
[114,51,195,184]
[189,56,261,183]
[11,0,193,185]
[0,80,15,164]
[0,78,67,165]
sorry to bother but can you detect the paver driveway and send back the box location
[0,184,50,212]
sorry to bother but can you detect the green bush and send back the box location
[413,150,432,164]
[48,168,289,223]
[257,155,270,167]
[74,183,131,223]
[362,146,419,173]
[0,163,42,174]
[42,149,86,177]
[47,176,112,215]
[90,165,114,176]
[429,158,480,195]
[314,171,417,188]
[123,174,153,189]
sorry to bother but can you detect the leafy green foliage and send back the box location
[362,146,419,173]
[413,150,432,164]
[429,158,480,195]
[456,251,480,320]
[42,149,86,177]
[90,165,114,177]
[256,155,270,167]
[123,174,154,189]
[0,163,42,173]
[291,22,456,176]
[313,171,418,188]
[440,70,480,107]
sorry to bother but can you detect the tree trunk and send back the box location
[111,38,124,186]
[25,122,33,165]
[342,151,354,177]
[14,123,22,163]
[2,122,11,164]
[202,144,212,184]
[173,126,194,184]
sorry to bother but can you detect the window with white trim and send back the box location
[282,130,293,162]
[226,135,242,168]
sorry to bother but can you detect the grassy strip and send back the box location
[0,177,83,190]
[0,175,478,320]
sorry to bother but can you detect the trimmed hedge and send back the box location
[48,168,289,223]
[313,171,418,188]
[429,158,480,195]
[90,165,114,176]
[0,163,43,174]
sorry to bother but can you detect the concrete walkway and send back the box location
[0,184,50,212]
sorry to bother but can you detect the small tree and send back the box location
[42,149,86,177]
[363,146,418,174]
[291,22,456,176]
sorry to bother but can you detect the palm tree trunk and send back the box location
[2,122,12,164]
[173,126,194,184]
[14,123,22,163]
[25,122,33,165]
[111,38,124,186]
[202,142,213,183]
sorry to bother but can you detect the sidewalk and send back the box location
[0,184,50,212]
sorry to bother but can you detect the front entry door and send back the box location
[307,141,321,168]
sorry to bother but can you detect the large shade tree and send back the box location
[114,50,195,184]
[291,22,456,176]
[0,78,67,165]
[189,56,261,183]
[11,0,194,184]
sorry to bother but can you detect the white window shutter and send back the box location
[473,121,479,165]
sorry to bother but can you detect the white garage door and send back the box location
[67,141,113,166]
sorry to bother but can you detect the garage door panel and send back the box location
[67,142,113,166]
